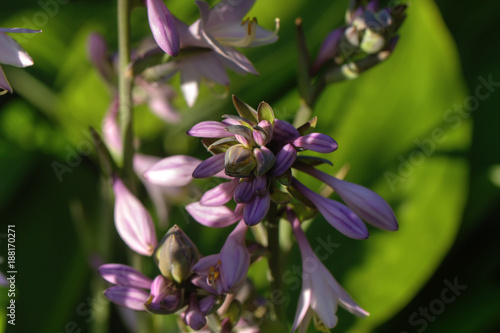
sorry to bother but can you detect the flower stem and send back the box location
[118,0,135,190]
[267,202,285,324]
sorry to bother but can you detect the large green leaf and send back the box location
[288,0,470,332]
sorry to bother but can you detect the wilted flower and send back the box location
[0,27,41,94]
[288,210,369,332]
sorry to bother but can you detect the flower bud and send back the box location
[224,145,256,178]
[154,225,200,284]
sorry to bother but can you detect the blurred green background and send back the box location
[1,0,499,332]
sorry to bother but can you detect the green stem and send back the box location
[267,202,285,324]
[118,0,135,189]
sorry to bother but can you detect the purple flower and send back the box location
[183,97,341,226]
[113,176,158,256]
[183,293,208,330]
[146,0,180,57]
[180,0,279,74]
[100,263,153,289]
[295,164,398,231]
[288,211,369,331]
[0,27,41,93]
[192,220,249,294]
[144,155,202,187]
[104,286,150,311]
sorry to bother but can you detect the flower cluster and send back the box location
[102,175,253,330]
[313,0,407,80]
[147,96,397,240]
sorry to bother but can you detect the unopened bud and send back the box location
[224,145,256,178]
[154,225,200,284]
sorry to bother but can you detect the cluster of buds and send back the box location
[146,96,398,239]
[102,176,253,330]
[313,0,407,81]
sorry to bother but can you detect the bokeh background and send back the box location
[1,0,499,332]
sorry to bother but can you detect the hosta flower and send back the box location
[166,0,279,106]
[179,0,279,75]
[0,27,41,94]
[184,96,337,227]
[192,220,249,294]
[288,210,369,332]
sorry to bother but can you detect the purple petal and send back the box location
[292,178,368,239]
[272,119,300,142]
[113,177,158,255]
[144,155,201,186]
[187,121,232,138]
[104,286,148,311]
[184,293,207,330]
[186,202,241,228]
[292,133,338,153]
[0,28,41,33]
[198,295,217,315]
[220,221,250,292]
[192,153,226,178]
[205,0,256,30]
[243,192,270,226]
[99,264,152,289]
[318,264,369,317]
[251,176,268,196]
[0,32,34,67]
[233,179,253,203]
[200,179,239,206]
[270,143,297,176]
[297,165,398,231]
[192,254,220,274]
[146,0,180,56]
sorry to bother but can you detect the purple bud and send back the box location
[292,178,369,239]
[146,0,179,56]
[298,166,398,231]
[314,28,344,72]
[87,32,113,83]
[193,153,226,178]
[224,145,256,178]
[113,177,158,256]
[243,192,270,226]
[253,146,276,176]
[144,155,201,186]
[252,176,268,196]
[183,293,207,330]
[99,264,152,289]
[186,202,242,228]
[292,133,338,153]
[187,121,233,138]
[220,221,250,292]
[199,295,217,315]
[104,286,149,311]
[272,119,300,142]
[270,143,297,177]
[233,179,254,204]
[102,98,122,158]
[200,179,239,206]
[146,275,181,313]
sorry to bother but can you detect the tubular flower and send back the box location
[146,0,180,57]
[192,220,250,295]
[288,210,369,332]
[0,27,41,94]
[184,96,338,227]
